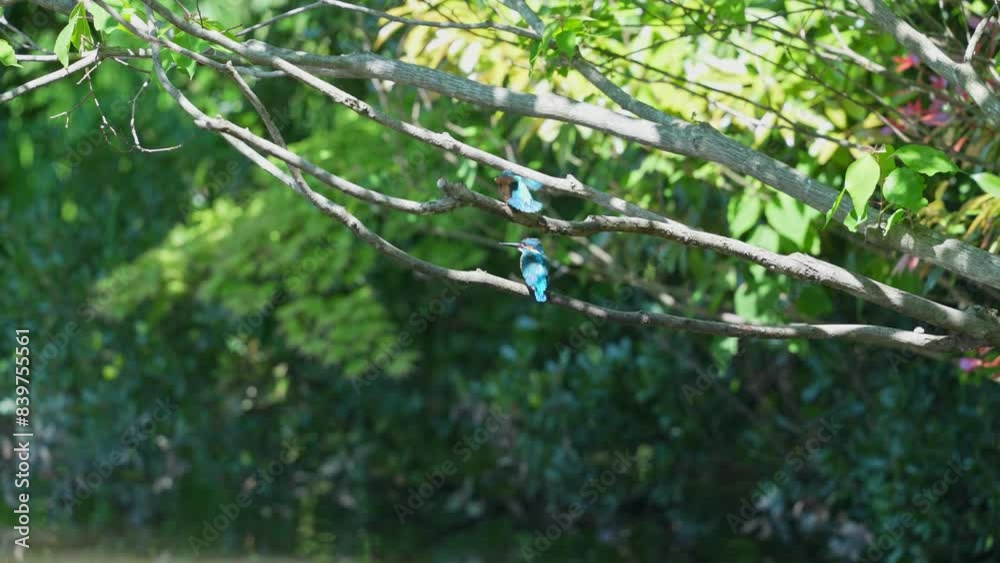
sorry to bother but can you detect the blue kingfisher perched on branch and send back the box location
[494,170,543,213]
[499,238,549,303]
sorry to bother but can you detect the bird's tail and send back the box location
[533,279,548,303]
[508,189,543,213]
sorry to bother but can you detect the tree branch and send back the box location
[238,0,536,38]
[148,16,1000,291]
[21,0,1000,291]
[92,0,999,343]
[0,51,98,104]
[4,0,983,355]
[501,0,1000,293]
[140,11,982,355]
[964,5,997,63]
[436,180,1000,343]
[856,0,1000,128]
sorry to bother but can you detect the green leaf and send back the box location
[895,144,958,175]
[172,31,206,80]
[734,278,780,322]
[86,2,116,34]
[530,23,557,69]
[70,5,94,49]
[727,193,761,238]
[54,23,74,67]
[554,29,578,55]
[971,172,1000,198]
[882,168,928,212]
[883,208,906,235]
[843,209,864,233]
[764,195,811,248]
[714,0,746,23]
[747,224,780,253]
[0,39,20,68]
[54,2,92,67]
[122,6,138,24]
[796,286,833,318]
[824,188,847,228]
[877,147,896,181]
[734,283,759,320]
[198,18,228,33]
[844,154,879,218]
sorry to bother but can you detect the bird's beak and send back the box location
[498,242,520,248]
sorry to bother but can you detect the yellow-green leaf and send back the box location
[0,39,20,68]
[972,173,1000,198]
[882,168,927,212]
[54,23,74,67]
[844,154,879,218]
[895,144,958,176]
[883,208,906,235]
[727,192,761,238]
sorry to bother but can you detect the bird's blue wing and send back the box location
[508,185,543,213]
[521,177,543,191]
[521,260,548,302]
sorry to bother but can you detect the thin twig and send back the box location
[129,78,182,152]
[0,51,99,104]
[0,14,49,53]
[82,63,119,142]
[237,0,535,38]
[965,5,997,63]
[49,90,93,128]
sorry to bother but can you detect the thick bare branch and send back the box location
[504,0,1000,293]
[152,99,998,342]
[142,9,1000,291]
[0,51,99,103]
[19,0,1000,291]
[145,34,981,354]
[86,0,996,343]
[436,180,1000,343]
[127,2,986,355]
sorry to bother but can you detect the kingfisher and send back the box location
[494,170,543,213]
[499,238,549,302]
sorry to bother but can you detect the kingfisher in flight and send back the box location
[494,170,543,213]
[499,238,549,303]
